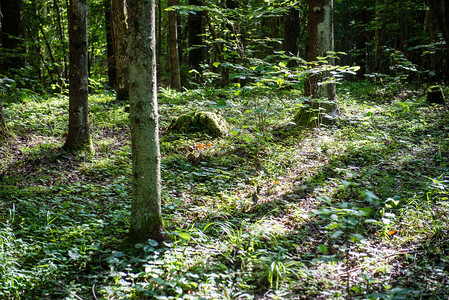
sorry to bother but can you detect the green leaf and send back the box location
[147,239,159,247]
[178,232,191,241]
[317,244,328,254]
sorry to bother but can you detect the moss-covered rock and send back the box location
[167,111,229,137]
[427,86,446,105]
[293,100,339,127]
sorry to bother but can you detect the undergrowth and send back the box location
[0,81,448,299]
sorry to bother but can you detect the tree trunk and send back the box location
[429,0,449,51]
[64,0,92,152]
[168,0,181,90]
[104,0,116,89]
[355,4,367,78]
[128,0,164,243]
[0,103,9,142]
[283,6,300,56]
[111,0,129,100]
[374,0,388,73]
[188,0,204,73]
[300,0,338,126]
[0,0,26,74]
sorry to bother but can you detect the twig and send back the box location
[92,283,98,300]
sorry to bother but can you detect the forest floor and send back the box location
[1,81,449,299]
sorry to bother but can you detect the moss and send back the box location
[293,100,338,128]
[167,111,229,137]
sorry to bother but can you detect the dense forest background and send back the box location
[1,0,449,299]
[0,0,448,95]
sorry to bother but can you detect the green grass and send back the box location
[0,81,448,299]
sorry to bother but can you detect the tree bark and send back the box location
[168,0,181,90]
[301,0,338,126]
[104,0,116,89]
[355,4,367,78]
[64,0,92,152]
[374,0,388,73]
[429,0,449,51]
[0,103,9,141]
[283,6,300,56]
[188,0,204,73]
[0,0,26,74]
[111,0,129,100]
[305,0,336,101]
[128,0,164,243]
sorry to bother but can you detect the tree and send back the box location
[128,0,164,243]
[111,0,129,100]
[0,103,8,141]
[168,0,181,90]
[63,0,93,152]
[188,0,204,74]
[0,0,26,74]
[283,6,301,57]
[300,0,338,126]
[429,0,449,51]
[104,0,116,89]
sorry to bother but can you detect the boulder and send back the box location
[167,111,229,137]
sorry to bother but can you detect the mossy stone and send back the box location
[167,111,229,137]
[427,86,445,105]
[293,100,339,128]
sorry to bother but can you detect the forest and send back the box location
[0,0,449,299]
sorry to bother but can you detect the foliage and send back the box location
[1,82,449,298]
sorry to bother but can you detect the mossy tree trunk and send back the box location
[64,0,93,152]
[128,0,164,243]
[300,0,338,126]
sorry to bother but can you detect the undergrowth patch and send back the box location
[0,83,448,299]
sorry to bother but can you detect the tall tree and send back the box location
[299,0,338,126]
[111,0,129,100]
[0,0,26,74]
[104,0,116,89]
[188,0,204,73]
[429,0,449,51]
[168,0,181,90]
[64,0,93,151]
[0,103,8,141]
[283,6,301,56]
[128,0,164,243]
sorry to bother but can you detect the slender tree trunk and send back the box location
[0,103,9,141]
[64,0,92,152]
[53,0,68,81]
[429,0,449,52]
[188,0,204,73]
[104,0,116,89]
[355,4,367,78]
[128,0,164,243]
[283,6,300,56]
[0,0,26,74]
[299,0,338,126]
[168,0,181,90]
[374,0,388,73]
[111,0,129,100]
